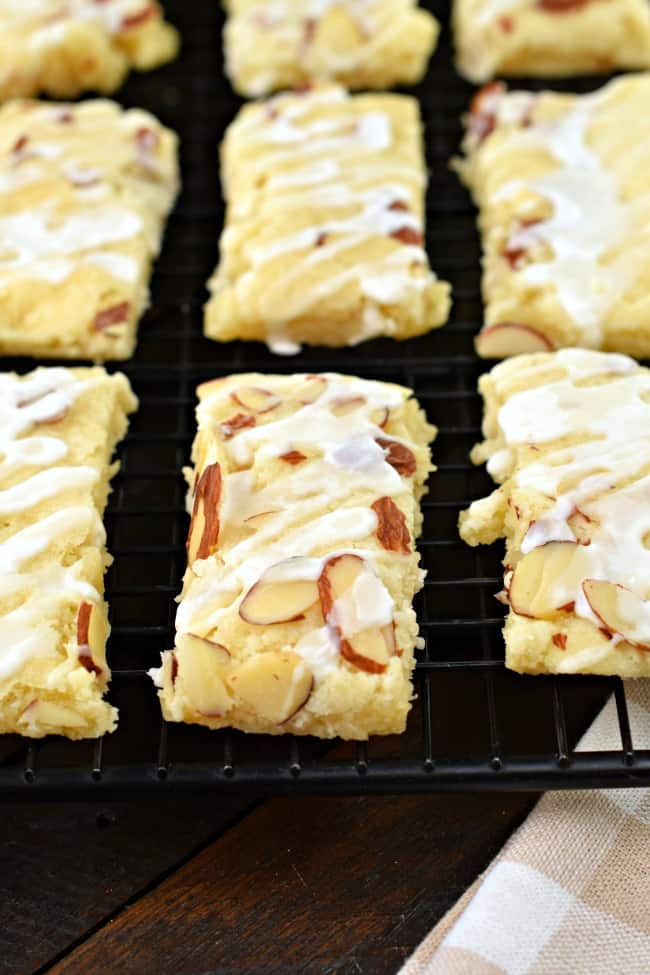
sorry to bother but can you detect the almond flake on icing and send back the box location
[494,349,650,633]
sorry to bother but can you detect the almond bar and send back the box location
[458,75,650,359]
[460,348,650,677]
[0,366,137,738]
[0,98,178,360]
[204,83,451,355]
[152,372,436,739]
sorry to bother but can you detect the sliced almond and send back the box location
[175,633,232,716]
[342,624,396,674]
[244,509,282,529]
[583,579,650,650]
[239,560,319,624]
[475,322,555,358]
[568,508,596,545]
[227,651,313,724]
[176,632,230,664]
[371,406,390,428]
[297,375,327,404]
[230,386,281,414]
[330,395,366,417]
[187,462,221,564]
[318,554,396,674]
[375,437,417,477]
[76,601,108,677]
[318,553,365,621]
[469,81,506,142]
[509,541,591,619]
[372,497,411,554]
[94,301,130,333]
[279,450,306,465]
[220,413,256,439]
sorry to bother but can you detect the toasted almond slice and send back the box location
[176,632,230,664]
[583,579,650,650]
[318,553,365,621]
[567,508,596,545]
[187,462,221,564]
[230,386,281,414]
[372,497,411,554]
[475,322,555,358]
[318,554,396,674]
[227,651,313,723]
[375,437,417,477]
[220,413,256,439]
[330,395,366,416]
[342,624,396,674]
[239,561,319,624]
[244,509,282,529]
[279,450,306,465]
[175,633,232,716]
[371,406,390,428]
[509,541,591,619]
[77,601,108,677]
[297,375,328,404]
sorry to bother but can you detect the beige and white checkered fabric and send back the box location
[400,682,650,975]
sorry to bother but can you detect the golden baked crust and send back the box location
[0,1,179,100]
[453,0,650,83]
[460,349,650,677]
[457,75,650,359]
[0,98,178,361]
[0,366,137,738]
[205,83,451,354]
[224,0,439,97]
[152,372,436,739]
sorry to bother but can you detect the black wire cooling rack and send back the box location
[0,0,648,799]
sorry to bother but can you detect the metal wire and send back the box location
[0,0,647,798]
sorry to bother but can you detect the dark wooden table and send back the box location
[1,791,536,975]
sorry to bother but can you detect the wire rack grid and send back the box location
[0,0,648,799]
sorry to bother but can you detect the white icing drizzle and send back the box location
[0,0,155,38]
[487,82,650,346]
[0,369,105,677]
[494,349,650,642]
[0,208,143,285]
[216,85,432,354]
[174,373,425,683]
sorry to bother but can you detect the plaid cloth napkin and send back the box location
[400,682,650,975]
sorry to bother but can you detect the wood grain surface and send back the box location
[0,798,254,975]
[37,793,534,975]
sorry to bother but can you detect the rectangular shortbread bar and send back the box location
[223,0,439,97]
[458,75,650,359]
[460,348,650,677]
[0,98,178,361]
[0,1,179,100]
[152,372,435,739]
[205,84,451,354]
[453,0,650,83]
[0,366,137,738]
